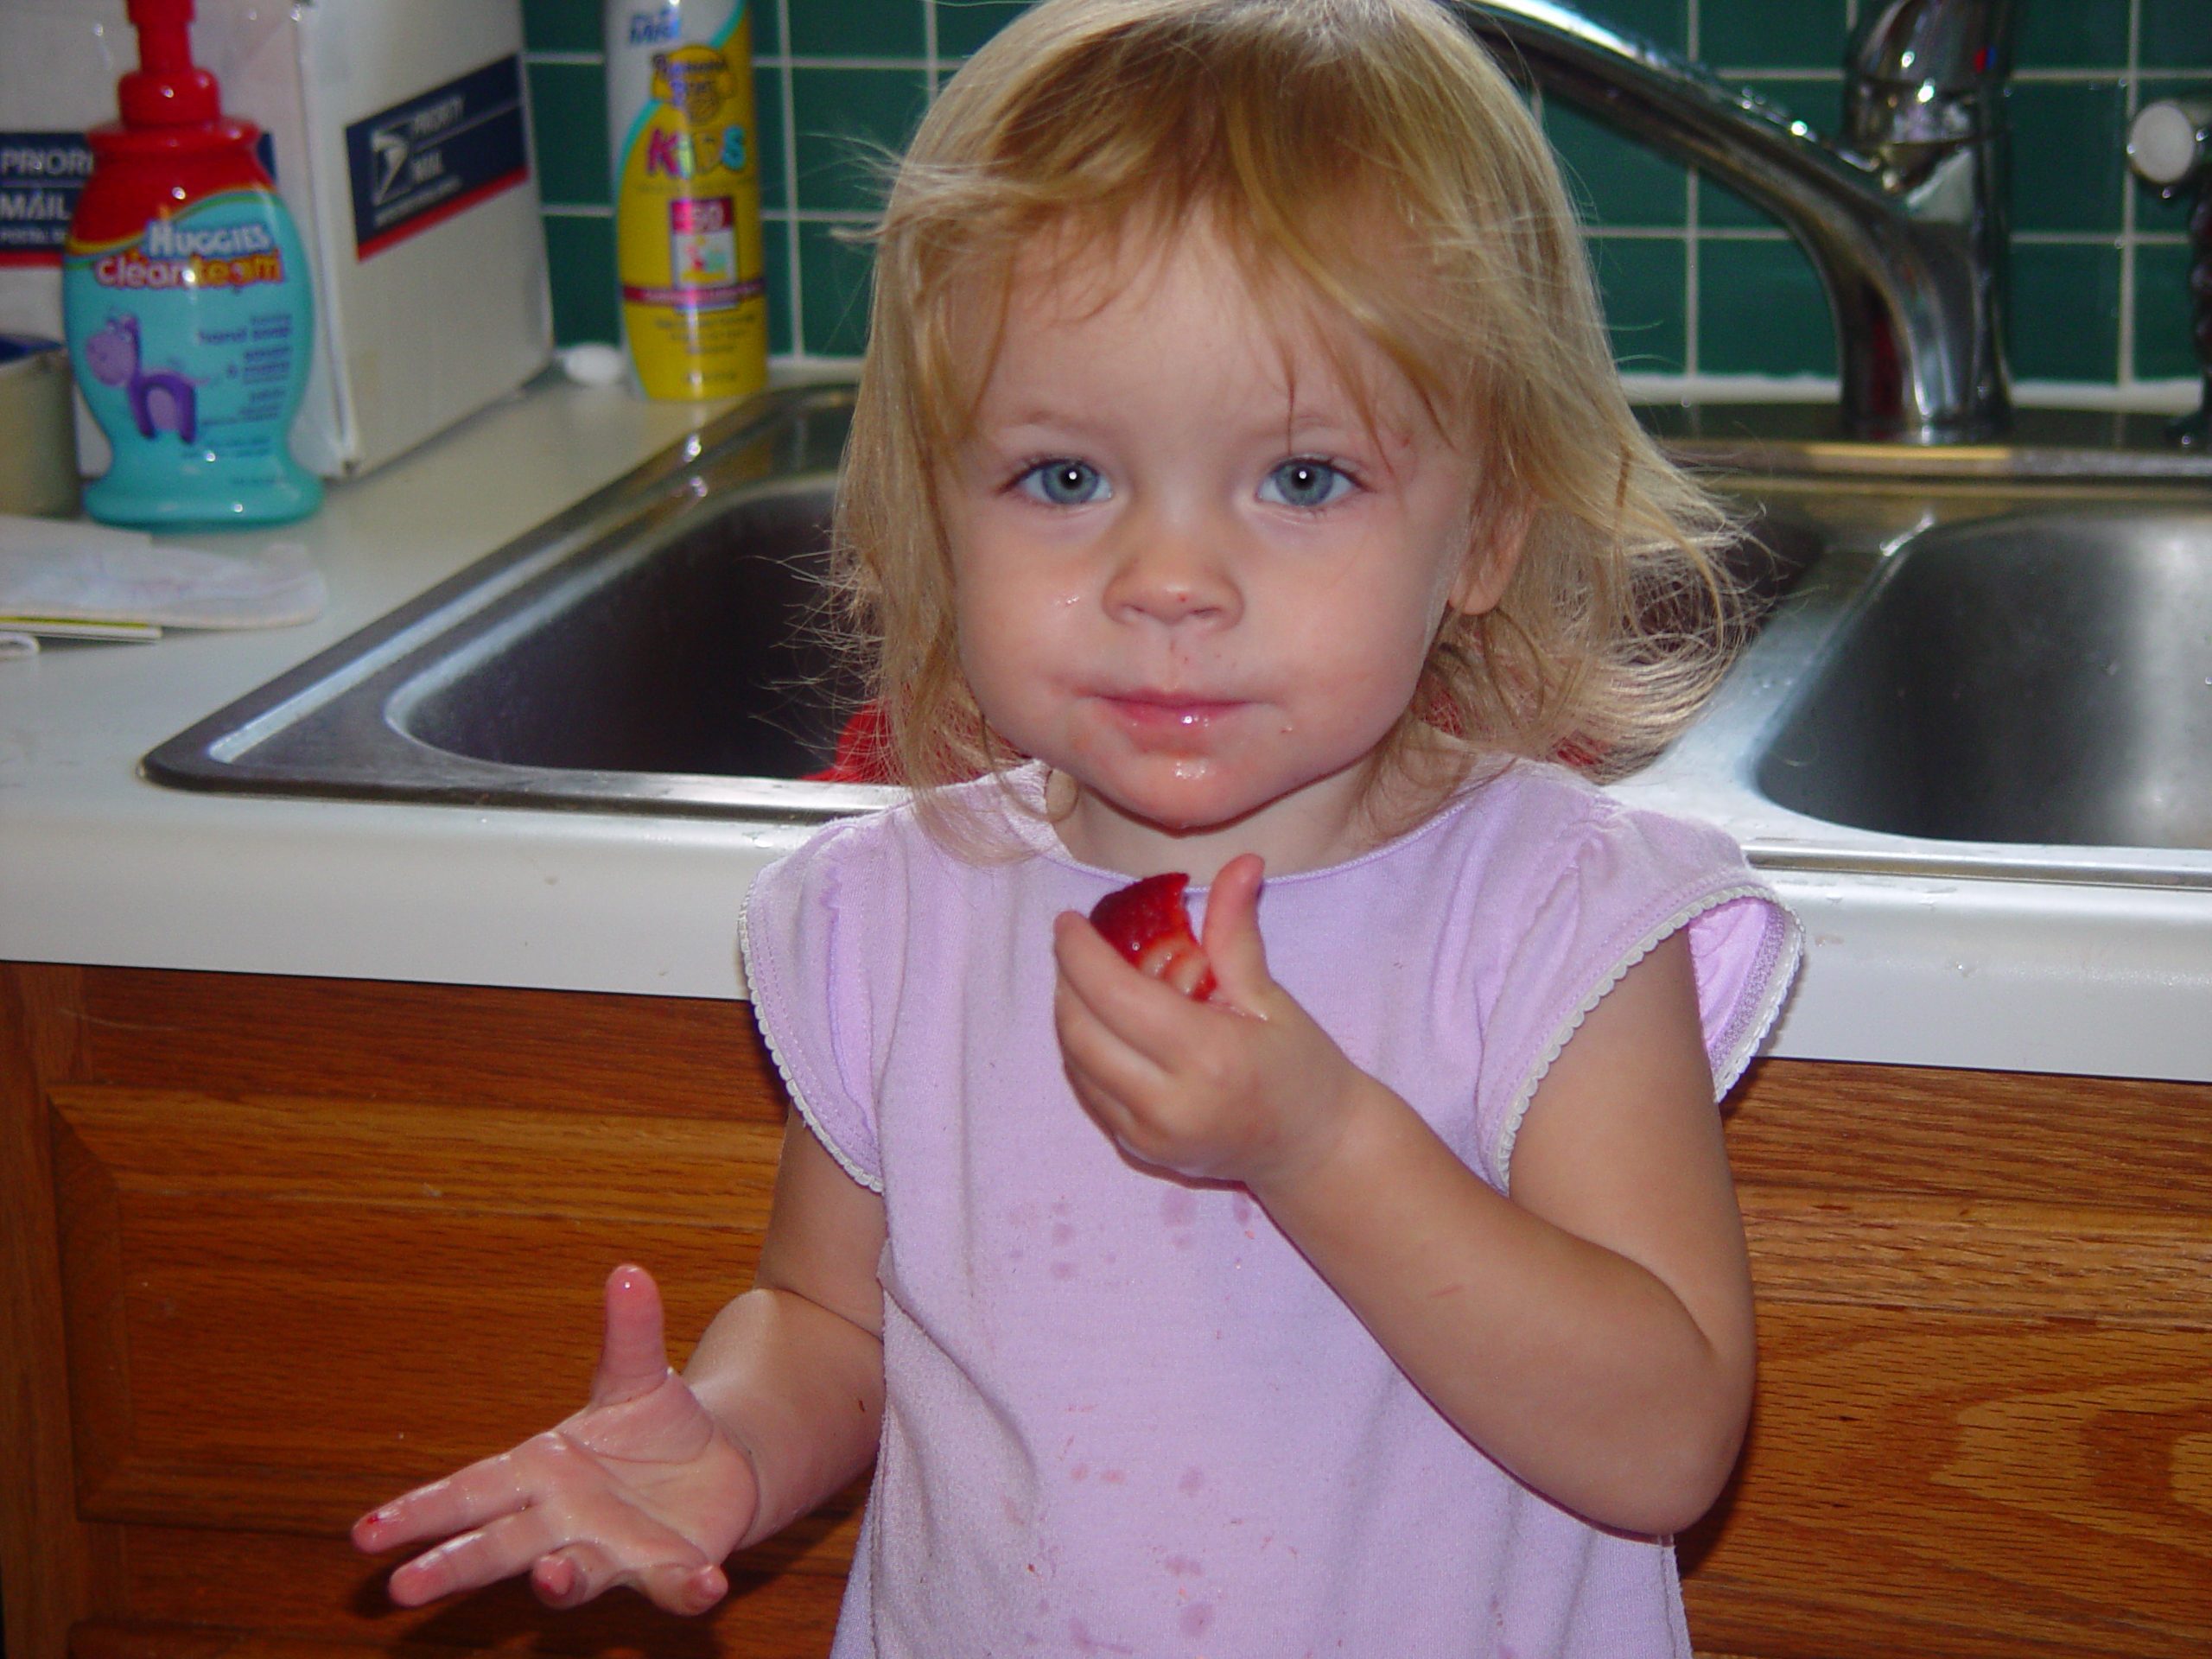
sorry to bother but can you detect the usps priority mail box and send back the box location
[0,0,552,480]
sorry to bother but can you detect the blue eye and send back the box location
[1260,458,1353,508]
[1019,459,1110,505]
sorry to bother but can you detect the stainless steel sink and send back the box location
[147,385,883,822]
[141,381,1823,823]
[1610,477,2212,893]
[1755,508,2212,851]
[394,480,857,782]
[144,383,2212,896]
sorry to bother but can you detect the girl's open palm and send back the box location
[352,1263,757,1616]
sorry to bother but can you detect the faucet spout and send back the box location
[1453,0,2014,444]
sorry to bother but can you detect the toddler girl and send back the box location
[354,1,1801,1652]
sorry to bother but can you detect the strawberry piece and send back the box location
[1089,873,1217,1001]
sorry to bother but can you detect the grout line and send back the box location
[778,352,868,373]
[2005,65,2177,83]
[778,0,804,354]
[1708,67,1839,81]
[2118,0,2143,387]
[1621,371,1837,403]
[783,55,933,71]
[1683,0,1699,377]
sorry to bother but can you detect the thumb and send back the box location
[1199,854,1271,1006]
[590,1262,672,1408]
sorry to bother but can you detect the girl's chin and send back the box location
[1065,760,1345,843]
[1054,773,1239,841]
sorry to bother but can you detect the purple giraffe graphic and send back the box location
[82,313,199,443]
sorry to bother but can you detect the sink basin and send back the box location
[147,385,880,821]
[1755,508,2212,852]
[396,480,857,782]
[142,383,2212,891]
[143,381,1823,823]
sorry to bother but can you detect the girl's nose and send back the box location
[1103,507,1242,627]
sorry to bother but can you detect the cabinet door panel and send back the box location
[102,1525,851,1656]
[71,970,781,1122]
[50,1085,787,1534]
[1738,1185,2212,1326]
[1722,1060,2212,1211]
[16,969,2212,1659]
[1681,1282,2212,1657]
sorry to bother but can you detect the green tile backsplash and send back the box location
[526,0,2212,397]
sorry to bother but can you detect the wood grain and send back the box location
[1682,1306,2210,1658]
[8,968,2212,1659]
[92,1521,853,1656]
[67,968,782,1122]
[2,965,121,1659]
[1737,1185,2212,1326]
[1675,1058,2212,1659]
[48,1084,785,1532]
[1721,1058,2212,1211]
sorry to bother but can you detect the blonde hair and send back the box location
[834,0,1742,843]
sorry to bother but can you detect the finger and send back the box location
[1198,854,1271,1005]
[1053,912,1198,1042]
[591,1262,672,1409]
[353,1445,539,1555]
[643,1559,731,1616]
[1051,944,1166,1094]
[1054,980,1216,1176]
[1054,975,1162,1122]
[388,1468,716,1610]
[531,1557,729,1618]
[530,1544,728,1615]
[384,1499,573,1605]
[517,1491,728,1612]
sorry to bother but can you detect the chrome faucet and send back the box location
[1453,0,2015,444]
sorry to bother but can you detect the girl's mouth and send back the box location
[1099,694,1245,735]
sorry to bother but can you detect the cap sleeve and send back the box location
[1478,804,1801,1187]
[740,822,887,1192]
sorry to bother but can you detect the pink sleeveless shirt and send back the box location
[742,762,1799,1658]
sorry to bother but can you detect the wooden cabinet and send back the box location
[5,963,2209,1659]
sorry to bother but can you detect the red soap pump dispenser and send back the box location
[62,0,322,526]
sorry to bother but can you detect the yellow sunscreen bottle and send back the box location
[603,0,768,400]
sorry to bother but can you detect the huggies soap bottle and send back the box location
[63,0,321,526]
[606,0,769,401]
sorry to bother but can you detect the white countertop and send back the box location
[1,374,820,1005]
[4,375,2209,1082]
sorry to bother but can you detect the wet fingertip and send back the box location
[530,1552,579,1607]
[689,1564,729,1614]
[351,1506,393,1546]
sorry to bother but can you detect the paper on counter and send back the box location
[0,514,327,631]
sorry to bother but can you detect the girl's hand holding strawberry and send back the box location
[1053,853,1375,1193]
